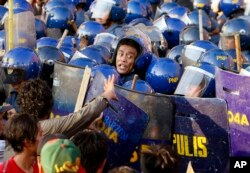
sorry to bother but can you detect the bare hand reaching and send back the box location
[101,75,118,101]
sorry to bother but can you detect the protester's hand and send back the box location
[2,103,16,120]
[102,75,118,101]
[88,113,103,130]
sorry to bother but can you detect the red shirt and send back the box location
[0,156,39,173]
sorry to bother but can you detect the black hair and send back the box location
[17,78,53,120]
[71,129,109,173]
[108,166,138,173]
[140,145,179,173]
[4,113,39,153]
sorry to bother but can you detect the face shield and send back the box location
[153,15,168,32]
[219,33,236,50]
[93,33,118,52]
[137,25,167,56]
[91,0,115,19]
[3,68,26,84]
[182,45,206,68]
[174,66,214,97]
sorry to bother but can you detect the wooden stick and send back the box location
[7,0,14,51]
[56,29,69,49]
[74,66,91,112]
[131,74,138,90]
[234,33,242,72]
[198,9,204,40]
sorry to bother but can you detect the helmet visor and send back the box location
[219,33,236,50]
[91,0,115,19]
[182,45,206,68]
[4,68,26,84]
[174,66,214,97]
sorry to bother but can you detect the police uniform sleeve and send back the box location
[40,95,109,137]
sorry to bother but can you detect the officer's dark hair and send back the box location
[71,129,109,173]
[140,145,179,173]
[117,38,141,57]
[108,166,138,173]
[4,113,39,153]
[17,78,53,120]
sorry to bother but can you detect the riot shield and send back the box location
[52,61,85,117]
[85,72,149,171]
[170,96,230,173]
[216,68,250,156]
[4,11,36,50]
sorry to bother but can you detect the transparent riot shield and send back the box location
[51,61,85,117]
[4,11,36,51]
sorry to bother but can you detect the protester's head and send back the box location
[114,37,142,75]
[71,129,109,173]
[17,78,53,120]
[140,145,178,173]
[4,113,42,154]
[108,166,138,173]
[40,138,81,173]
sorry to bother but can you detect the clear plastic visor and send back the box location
[174,66,214,97]
[91,0,115,19]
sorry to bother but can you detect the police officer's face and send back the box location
[116,45,138,75]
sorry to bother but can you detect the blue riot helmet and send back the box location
[68,56,97,68]
[219,0,244,18]
[122,79,154,94]
[61,36,79,50]
[193,0,211,14]
[44,0,67,12]
[36,46,66,87]
[91,64,120,84]
[125,0,148,24]
[77,21,106,49]
[128,18,152,27]
[153,15,186,49]
[174,62,215,97]
[37,37,58,48]
[93,32,118,56]
[35,18,47,39]
[135,52,155,73]
[187,9,212,32]
[167,6,190,25]
[134,0,153,18]
[91,0,127,23]
[4,0,34,13]
[198,48,234,70]
[145,58,182,94]
[46,6,74,29]
[219,18,250,51]
[0,6,8,30]
[154,2,180,20]
[179,25,210,45]
[79,45,108,64]
[166,44,185,65]
[1,47,41,84]
[182,40,218,69]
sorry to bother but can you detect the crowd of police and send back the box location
[0,0,250,173]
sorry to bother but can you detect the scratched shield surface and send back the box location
[52,61,85,117]
[85,72,149,171]
[216,68,250,156]
[170,96,230,173]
